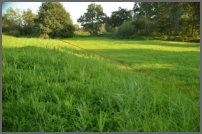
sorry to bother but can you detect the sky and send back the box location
[2,2,134,25]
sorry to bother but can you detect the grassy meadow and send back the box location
[2,34,200,132]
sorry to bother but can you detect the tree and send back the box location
[131,2,200,40]
[21,9,38,36]
[2,8,23,36]
[2,15,10,32]
[2,8,23,32]
[185,2,200,37]
[36,2,74,38]
[74,24,80,31]
[77,4,106,35]
[116,21,135,38]
[108,7,132,28]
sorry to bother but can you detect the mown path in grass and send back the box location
[2,35,200,132]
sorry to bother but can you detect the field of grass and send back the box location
[2,34,200,132]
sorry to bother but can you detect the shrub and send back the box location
[105,23,113,32]
[189,38,200,43]
[152,35,161,40]
[39,34,49,39]
[182,36,189,42]
[175,36,184,42]
[6,30,21,37]
[116,21,135,38]
[130,34,137,39]
[99,24,106,33]
[59,24,75,38]
[168,36,175,41]
[161,35,168,40]
[133,35,148,40]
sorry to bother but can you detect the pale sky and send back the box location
[2,2,134,25]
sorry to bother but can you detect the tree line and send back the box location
[3,2,74,38]
[2,2,200,42]
[115,2,200,42]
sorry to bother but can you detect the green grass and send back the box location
[2,34,200,132]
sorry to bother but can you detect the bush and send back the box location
[182,36,189,42]
[161,35,168,40]
[167,36,199,42]
[105,23,113,32]
[39,34,49,39]
[99,24,106,34]
[130,34,137,39]
[74,31,90,37]
[175,36,184,42]
[151,35,161,40]
[189,38,200,43]
[5,30,21,37]
[59,24,75,38]
[116,21,135,38]
[167,36,175,41]
[133,35,148,40]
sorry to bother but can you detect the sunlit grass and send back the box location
[157,40,200,45]
[133,63,175,69]
[65,36,200,93]
[2,35,200,132]
[64,38,200,52]
[5,36,199,52]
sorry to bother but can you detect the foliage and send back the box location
[77,4,106,35]
[2,3,75,38]
[132,17,155,36]
[2,8,23,34]
[5,30,21,37]
[36,2,75,38]
[175,36,184,42]
[116,2,200,41]
[161,35,168,41]
[3,2,199,41]
[108,7,132,28]
[99,24,106,33]
[132,2,200,39]
[105,23,113,32]
[116,21,135,38]
[2,8,38,37]
[21,9,38,36]
[74,24,81,31]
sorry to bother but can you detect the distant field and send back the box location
[2,35,200,132]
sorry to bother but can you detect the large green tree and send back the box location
[108,7,132,28]
[132,2,200,38]
[77,4,106,35]
[2,8,23,33]
[36,2,75,38]
[21,9,38,36]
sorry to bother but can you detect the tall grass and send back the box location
[2,35,200,132]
